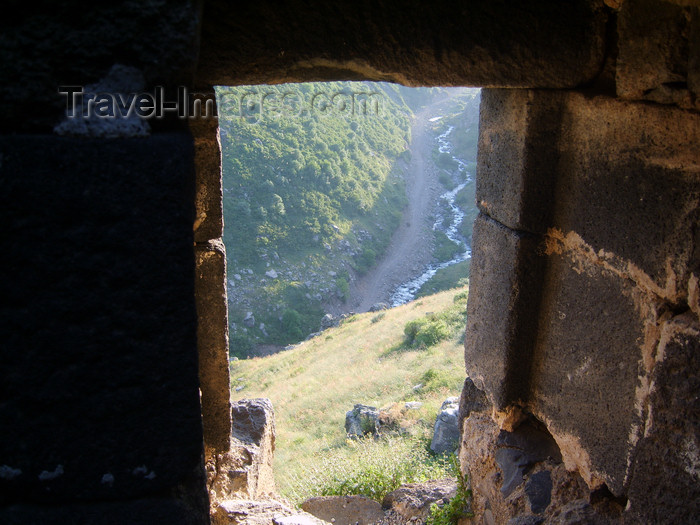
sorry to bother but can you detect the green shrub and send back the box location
[404,317,450,348]
[285,436,456,503]
[414,319,449,347]
[281,308,303,340]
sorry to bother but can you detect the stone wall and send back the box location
[1,0,698,523]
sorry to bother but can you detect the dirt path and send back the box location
[348,95,457,312]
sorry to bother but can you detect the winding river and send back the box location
[390,124,473,306]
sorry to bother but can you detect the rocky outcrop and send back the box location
[458,384,624,524]
[382,479,457,522]
[301,495,384,525]
[345,404,380,437]
[208,399,276,504]
[430,398,460,454]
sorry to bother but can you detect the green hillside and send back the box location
[230,286,468,503]
[217,82,448,353]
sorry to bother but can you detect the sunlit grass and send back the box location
[230,287,467,503]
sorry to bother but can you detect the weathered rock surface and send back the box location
[212,499,330,525]
[430,398,460,454]
[208,398,276,502]
[345,404,380,437]
[302,495,384,525]
[382,479,457,521]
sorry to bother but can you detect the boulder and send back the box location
[430,398,460,454]
[382,479,458,521]
[243,312,256,328]
[301,495,384,525]
[345,404,380,437]
[369,302,389,312]
[320,314,337,330]
[209,398,277,501]
[265,269,278,279]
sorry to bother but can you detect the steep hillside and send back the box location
[217,82,451,354]
[230,286,468,502]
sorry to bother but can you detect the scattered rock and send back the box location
[243,312,256,328]
[345,404,380,437]
[320,314,337,330]
[369,302,389,312]
[301,495,384,525]
[265,269,278,279]
[234,273,242,280]
[412,383,424,391]
[382,479,458,521]
[404,401,423,410]
[431,398,460,454]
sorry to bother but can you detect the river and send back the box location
[390,124,473,306]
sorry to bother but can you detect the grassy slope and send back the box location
[230,287,467,501]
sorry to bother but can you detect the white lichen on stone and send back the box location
[38,464,64,481]
[0,465,22,480]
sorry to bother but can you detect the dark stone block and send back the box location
[0,134,205,507]
[625,315,700,524]
[199,1,607,89]
[476,89,562,234]
[617,0,700,109]
[532,252,645,495]
[465,214,546,410]
[524,471,552,514]
[458,377,490,428]
[494,420,561,497]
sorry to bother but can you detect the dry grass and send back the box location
[230,286,468,502]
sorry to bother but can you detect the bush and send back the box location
[414,319,449,347]
[404,317,450,348]
[284,436,456,503]
[281,308,303,340]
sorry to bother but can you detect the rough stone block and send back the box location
[617,0,700,109]
[190,102,224,243]
[301,495,384,525]
[465,214,546,411]
[476,89,561,234]
[0,134,205,507]
[195,240,232,455]
[198,1,607,88]
[477,88,700,298]
[625,314,700,524]
[531,251,646,495]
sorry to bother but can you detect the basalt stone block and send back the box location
[552,93,700,299]
[531,251,645,496]
[198,0,607,89]
[625,314,700,524]
[477,89,700,297]
[0,134,205,506]
[465,214,546,411]
[476,89,562,234]
[617,0,700,109]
